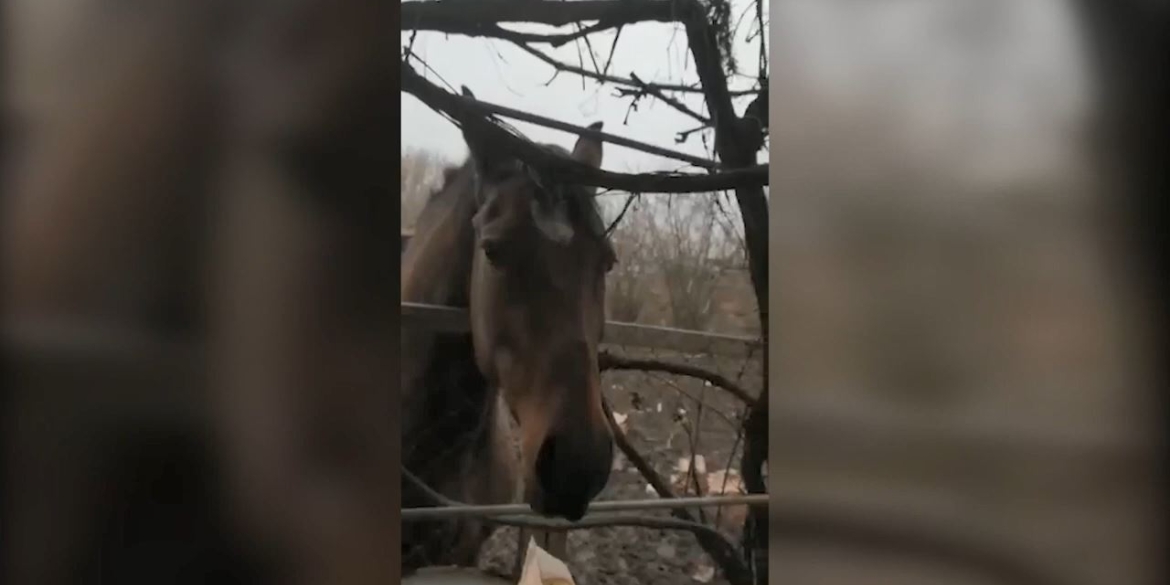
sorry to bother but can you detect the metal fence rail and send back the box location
[401,493,768,521]
[402,230,763,358]
[402,301,762,357]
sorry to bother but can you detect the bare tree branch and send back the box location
[601,399,753,585]
[677,0,768,294]
[400,62,769,193]
[441,84,719,169]
[401,0,689,45]
[676,4,771,582]
[739,385,768,578]
[468,23,589,50]
[599,351,756,404]
[754,0,768,81]
[616,72,712,125]
[509,40,758,97]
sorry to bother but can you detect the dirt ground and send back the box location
[478,349,764,585]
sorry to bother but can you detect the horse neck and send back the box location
[400,163,500,471]
[400,162,478,398]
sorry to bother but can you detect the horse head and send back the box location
[461,93,616,521]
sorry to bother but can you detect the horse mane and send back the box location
[402,156,487,443]
[400,156,498,569]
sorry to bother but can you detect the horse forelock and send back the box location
[484,144,610,245]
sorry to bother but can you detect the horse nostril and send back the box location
[534,435,559,493]
[533,433,610,521]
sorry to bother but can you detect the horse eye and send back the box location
[482,235,524,268]
[482,237,505,265]
[599,242,617,273]
[602,254,617,274]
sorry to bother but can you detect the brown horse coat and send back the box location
[401,124,616,570]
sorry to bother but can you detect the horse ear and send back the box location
[571,121,604,169]
[460,86,513,178]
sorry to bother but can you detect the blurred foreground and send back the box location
[769,2,1164,585]
[4,2,398,584]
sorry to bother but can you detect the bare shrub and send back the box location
[605,197,655,323]
[400,148,449,229]
[652,196,734,331]
[604,194,745,330]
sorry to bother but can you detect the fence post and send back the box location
[514,528,569,576]
[539,530,568,561]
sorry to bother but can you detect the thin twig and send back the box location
[754,0,768,82]
[604,194,639,236]
[630,371,739,427]
[675,124,710,145]
[616,72,712,125]
[509,41,757,96]
[684,378,709,524]
[713,421,746,532]
[599,350,757,403]
[601,399,753,585]
[600,25,623,78]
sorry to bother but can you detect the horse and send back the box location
[400,115,618,570]
[3,2,398,584]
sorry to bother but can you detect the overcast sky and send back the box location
[401,0,770,174]
[401,0,1088,185]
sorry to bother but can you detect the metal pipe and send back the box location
[401,493,768,521]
